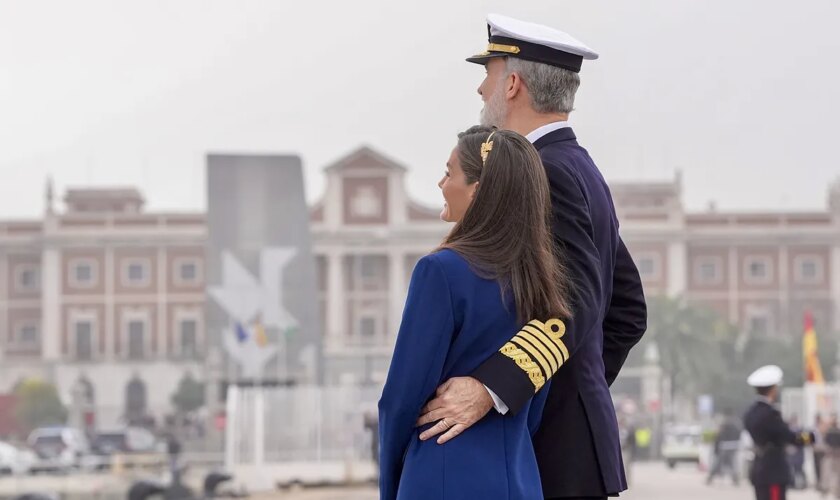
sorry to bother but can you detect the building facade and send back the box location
[0,186,206,429]
[613,177,840,341]
[1,145,839,427]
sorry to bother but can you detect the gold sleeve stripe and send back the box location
[499,341,546,392]
[515,329,559,374]
[511,336,555,377]
[520,325,564,368]
[531,319,569,362]
[517,329,560,372]
[497,318,569,392]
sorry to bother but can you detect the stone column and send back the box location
[104,245,114,358]
[0,250,7,361]
[157,247,167,358]
[831,246,840,333]
[728,247,739,325]
[778,245,789,333]
[388,251,405,343]
[41,243,61,361]
[326,251,345,353]
[666,239,687,297]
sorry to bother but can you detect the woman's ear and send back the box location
[469,181,480,200]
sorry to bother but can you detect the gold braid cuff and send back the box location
[498,318,569,392]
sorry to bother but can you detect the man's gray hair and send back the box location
[505,58,580,114]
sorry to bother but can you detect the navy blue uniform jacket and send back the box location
[378,249,553,500]
[743,399,810,486]
[472,127,648,497]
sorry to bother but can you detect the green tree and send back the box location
[626,296,736,398]
[13,378,67,433]
[624,297,840,415]
[171,373,205,414]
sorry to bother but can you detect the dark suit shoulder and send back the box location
[539,141,608,190]
[744,400,773,419]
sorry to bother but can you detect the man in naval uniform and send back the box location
[415,14,648,500]
[743,365,813,500]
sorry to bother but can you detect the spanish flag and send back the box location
[803,311,825,384]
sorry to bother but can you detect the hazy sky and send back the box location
[1,0,839,219]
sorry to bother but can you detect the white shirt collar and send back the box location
[525,121,570,144]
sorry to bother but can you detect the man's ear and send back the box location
[505,72,524,100]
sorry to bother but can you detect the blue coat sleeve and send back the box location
[378,254,455,500]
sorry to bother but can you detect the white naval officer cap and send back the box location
[467,13,599,73]
[747,365,784,388]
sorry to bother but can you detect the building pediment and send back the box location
[323,146,407,174]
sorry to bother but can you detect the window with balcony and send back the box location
[180,319,198,359]
[127,320,146,360]
[75,321,94,360]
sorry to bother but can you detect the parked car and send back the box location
[662,424,703,469]
[88,427,163,470]
[27,427,90,473]
[91,427,158,455]
[0,441,36,475]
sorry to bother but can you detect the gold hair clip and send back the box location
[481,131,495,165]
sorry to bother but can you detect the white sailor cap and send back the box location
[747,365,784,388]
[467,13,599,73]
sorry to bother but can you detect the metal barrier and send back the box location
[782,382,840,424]
[224,384,381,485]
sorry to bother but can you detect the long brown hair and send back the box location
[439,126,572,322]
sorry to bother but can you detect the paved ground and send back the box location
[621,462,821,500]
[0,462,828,499]
[269,462,827,499]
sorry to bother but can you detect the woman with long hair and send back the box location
[378,126,572,500]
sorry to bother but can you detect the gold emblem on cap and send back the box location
[487,43,521,54]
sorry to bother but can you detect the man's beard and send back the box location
[479,87,507,127]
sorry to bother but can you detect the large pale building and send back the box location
[0,186,206,428]
[612,176,840,339]
[1,145,839,427]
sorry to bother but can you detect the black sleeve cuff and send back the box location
[472,351,535,416]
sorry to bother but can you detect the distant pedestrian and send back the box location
[787,415,806,489]
[618,416,638,486]
[166,431,183,484]
[814,414,828,492]
[707,408,741,486]
[824,414,840,497]
[363,411,379,470]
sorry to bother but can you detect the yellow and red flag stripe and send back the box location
[803,311,825,384]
